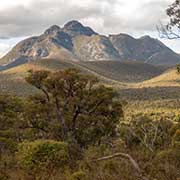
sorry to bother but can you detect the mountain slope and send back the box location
[109,34,180,65]
[0,20,180,68]
[77,61,166,83]
[137,68,180,87]
[73,35,121,61]
[0,59,167,96]
[0,20,98,67]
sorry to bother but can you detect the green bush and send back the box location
[17,140,69,176]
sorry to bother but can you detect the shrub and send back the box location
[17,140,70,178]
[119,115,173,151]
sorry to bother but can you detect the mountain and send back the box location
[0,20,180,69]
[62,20,98,37]
[73,35,121,61]
[109,34,180,65]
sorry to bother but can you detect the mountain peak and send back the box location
[63,20,83,29]
[139,35,152,40]
[1,20,180,68]
[44,25,61,35]
[109,33,135,41]
[63,20,97,37]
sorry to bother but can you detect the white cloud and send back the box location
[0,37,26,57]
[0,0,172,37]
[0,43,11,57]
[0,0,179,55]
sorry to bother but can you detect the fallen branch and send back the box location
[92,152,149,180]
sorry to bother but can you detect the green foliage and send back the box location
[0,94,23,158]
[0,94,23,128]
[17,140,69,177]
[25,68,123,147]
[0,68,180,179]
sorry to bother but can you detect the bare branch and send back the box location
[92,152,149,180]
[157,22,180,39]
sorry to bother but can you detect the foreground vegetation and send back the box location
[0,68,179,180]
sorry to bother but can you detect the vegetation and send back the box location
[0,68,179,180]
[0,1,180,179]
[176,64,180,73]
[158,0,180,39]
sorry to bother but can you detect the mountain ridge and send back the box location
[0,20,180,69]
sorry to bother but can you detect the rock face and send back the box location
[0,20,180,68]
[62,20,98,37]
[109,34,180,64]
[73,35,121,61]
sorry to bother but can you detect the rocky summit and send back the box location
[0,20,180,69]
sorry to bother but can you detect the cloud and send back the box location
[101,0,172,34]
[0,37,25,57]
[0,0,172,38]
[0,42,11,57]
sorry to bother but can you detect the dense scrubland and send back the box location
[0,67,179,180]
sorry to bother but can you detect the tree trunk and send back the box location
[72,106,80,132]
[55,97,68,139]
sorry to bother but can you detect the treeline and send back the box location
[0,68,179,180]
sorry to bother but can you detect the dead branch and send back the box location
[156,22,180,39]
[92,152,149,180]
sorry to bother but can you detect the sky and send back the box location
[0,0,179,57]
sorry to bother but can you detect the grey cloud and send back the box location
[102,0,171,35]
[0,0,105,38]
[0,0,171,39]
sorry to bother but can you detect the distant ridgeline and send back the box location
[0,20,180,70]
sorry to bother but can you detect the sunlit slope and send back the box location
[115,68,180,117]
[137,68,180,87]
[117,68,180,101]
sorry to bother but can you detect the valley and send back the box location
[0,58,180,120]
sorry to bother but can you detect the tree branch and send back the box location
[72,105,81,131]
[92,152,149,180]
[54,97,68,139]
[156,22,180,39]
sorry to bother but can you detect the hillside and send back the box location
[109,34,180,65]
[137,68,180,87]
[0,59,167,96]
[116,68,180,101]
[1,20,180,69]
[78,61,166,83]
[116,68,180,116]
